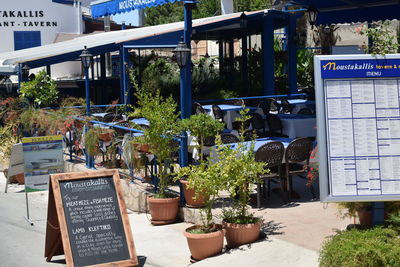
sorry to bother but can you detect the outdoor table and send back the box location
[277,114,317,139]
[202,104,257,130]
[276,99,316,114]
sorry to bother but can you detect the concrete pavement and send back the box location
[1,172,343,267]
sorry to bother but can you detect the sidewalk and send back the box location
[0,172,349,267]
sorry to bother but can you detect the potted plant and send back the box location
[217,110,269,248]
[175,158,225,262]
[84,127,115,157]
[134,89,181,225]
[179,113,224,208]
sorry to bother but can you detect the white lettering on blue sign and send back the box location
[118,0,157,11]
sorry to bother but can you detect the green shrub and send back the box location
[19,70,58,107]
[319,227,400,267]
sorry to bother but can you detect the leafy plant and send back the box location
[319,227,400,267]
[84,127,114,157]
[134,89,180,198]
[358,21,399,55]
[19,70,58,107]
[180,113,224,161]
[176,159,223,230]
[218,109,268,224]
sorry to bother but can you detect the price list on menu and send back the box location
[325,79,400,197]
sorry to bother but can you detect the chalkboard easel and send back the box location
[45,170,138,267]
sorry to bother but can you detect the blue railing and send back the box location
[195,93,308,104]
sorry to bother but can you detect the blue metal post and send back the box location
[288,14,298,94]
[84,67,94,169]
[18,64,22,90]
[372,202,385,226]
[229,39,235,91]
[119,45,126,104]
[179,1,195,205]
[262,13,275,95]
[242,33,248,93]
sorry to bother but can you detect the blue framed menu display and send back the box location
[315,54,400,202]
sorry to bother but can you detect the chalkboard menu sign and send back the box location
[45,170,137,267]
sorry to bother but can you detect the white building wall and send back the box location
[0,0,81,53]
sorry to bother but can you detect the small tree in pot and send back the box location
[176,157,225,262]
[217,110,269,248]
[134,89,181,225]
[179,113,224,208]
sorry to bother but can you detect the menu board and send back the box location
[45,170,137,267]
[315,55,400,202]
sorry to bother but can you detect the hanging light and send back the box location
[307,6,318,27]
[4,77,12,94]
[173,38,191,68]
[80,46,92,69]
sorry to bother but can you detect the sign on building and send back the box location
[315,54,400,202]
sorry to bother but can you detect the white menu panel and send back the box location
[325,79,400,196]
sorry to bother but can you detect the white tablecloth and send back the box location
[202,104,256,130]
[277,99,316,114]
[279,114,317,138]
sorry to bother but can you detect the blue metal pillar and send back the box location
[372,202,385,226]
[179,1,195,205]
[84,66,94,169]
[242,33,248,94]
[229,39,235,91]
[262,13,275,95]
[119,45,126,105]
[18,64,22,90]
[219,41,224,72]
[124,47,132,105]
[288,14,298,94]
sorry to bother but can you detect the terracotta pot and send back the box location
[98,130,114,142]
[184,224,224,261]
[357,208,372,228]
[12,173,25,185]
[223,221,262,248]
[148,196,180,225]
[181,180,208,208]
[133,143,150,153]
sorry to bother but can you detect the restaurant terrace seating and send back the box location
[284,137,313,201]
[266,114,289,138]
[255,141,285,208]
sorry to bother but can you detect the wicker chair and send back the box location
[258,98,278,115]
[212,104,224,122]
[193,102,206,115]
[243,129,256,141]
[266,114,288,138]
[280,99,293,114]
[255,141,285,207]
[220,133,240,144]
[297,108,313,115]
[284,137,313,201]
[251,113,266,137]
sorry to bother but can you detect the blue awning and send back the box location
[91,0,183,18]
[290,0,400,24]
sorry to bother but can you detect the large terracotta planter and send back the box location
[148,196,180,225]
[181,180,208,208]
[184,224,224,262]
[98,130,114,142]
[223,221,262,248]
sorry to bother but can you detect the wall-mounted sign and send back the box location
[45,170,138,267]
[91,0,183,18]
[0,10,58,27]
[315,54,400,202]
[22,135,64,192]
